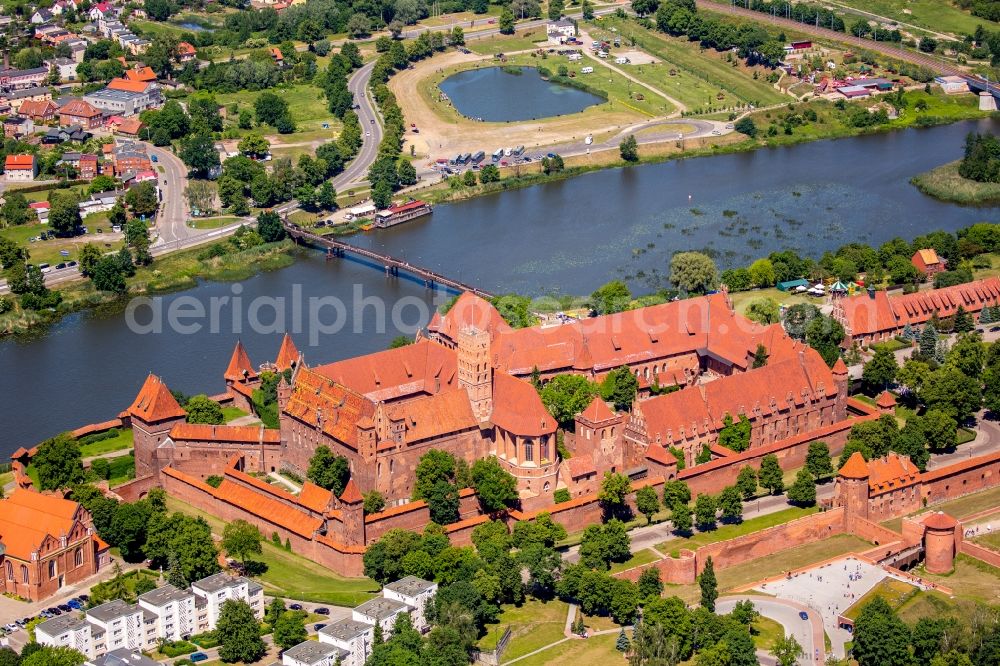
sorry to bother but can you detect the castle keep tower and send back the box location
[923,512,958,574]
[122,374,187,478]
[835,451,871,529]
[457,326,493,421]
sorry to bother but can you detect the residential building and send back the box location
[35,614,95,657]
[84,80,161,116]
[352,597,411,637]
[110,141,151,175]
[18,99,58,122]
[318,620,373,666]
[190,572,264,627]
[4,154,38,182]
[137,584,197,641]
[124,66,156,83]
[88,648,160,666]
[86,600,150,655]
[3,116,34,138]
[2,86,53,113]
[0,66,49,89]
[281,642,348,666]
[911,248,946,278]
[177,42,197,62]
[30,8,52,23]
[59,98,104,129]
[46,58,79,82]
[546,18,575,43]
[382,576,437,631]
[108,116,145,138]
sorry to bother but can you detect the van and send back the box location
[598,51,608,58]
[471,151,485,163]
[581,66,594,74]
[513,145,524,156]
[492,148,504,162]
[39,263,51,273]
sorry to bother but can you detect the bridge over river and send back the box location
[284,221,495,300]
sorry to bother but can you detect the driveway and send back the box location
[718,595,824,665]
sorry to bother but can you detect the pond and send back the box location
[175,21,210,32]
[438,66,605,122]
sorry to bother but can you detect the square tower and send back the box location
[457,326,492,421]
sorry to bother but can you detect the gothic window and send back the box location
[4,562,11,581]
[20,565,28,583]
[541,439,549,462]
[75,548,83,567]
[524,439,534,463]
[48,560,56,579]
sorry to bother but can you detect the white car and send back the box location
[711,130,721,135]
[365,130,371,136]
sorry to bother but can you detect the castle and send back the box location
[125,291,851,510]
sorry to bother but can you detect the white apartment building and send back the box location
[38,573,263,661]
[137,584,196,641]
[191,572,264,628]
[317,619,374,666]
[351,597,411,638]
[281,641,348,666]
[382,576,437,631]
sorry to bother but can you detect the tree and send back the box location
[499,7,515,34]
[216,599,266,664]
[699,556,718,611]
[238,133,270,157]
[590,280,632,315]
[744,297,780,324]
[143,512,219,584]
[414,450,457,500]
[257,210,285,243]
[758,454,784,494]
[539,374,599,424]
[734,117,758,137]
[694,493,717,529]
[90,256,127,294]
[1,191,32,226]
[582,0,595,19]
[471,457,518,512]
[862,347,899,394]
[616,626,631,651]
[599,472,632,518]
[921,364,982,422]
[670,501,692,533]
[805,314,846,367]
[852,597,911,666]
[922,410,958,451]
[784,303,819,340]
[222,520,262,570]
[307,446,350,495]
[48,193,82,237]
[636,486,660,524]
[749,258,776,287]
[670,252,718,294]
[787,469,817,506]
[21,646,85,666]
[620,134,639,162]
[364,490,386,515]
[770,634,804,666]
[185,394,223,424]
[662,480,691,509]
[718,486,742,522]
[479,164,500,183]
[637,567,663,599]
[427,478,461,525]
[919,323,938,358]
[273,609,307,650]
[33,434,84,490]
[735,466,757,499]
[254,92,290,126]
[752,343,769,368]
[806,441,834,480]
[180,132,220,177]
[600,366,639,411]
[718,413,751,452]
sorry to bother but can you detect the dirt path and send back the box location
[391,50,651,159]
[579,29,686,115]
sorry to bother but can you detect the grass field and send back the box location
[513,632,618,666]
[818,0,999,37]
[911,160,1000,206]
[478,599,568,660]
[595,17,789,108]
[0,221,124,269]
[222,406,249,422]
[914,554,1000,605]
[973,531,1000,551]
[842,578,918,620]
[166,496,379,606]
[662,534,873,605]
[657,506,820,554]
[466,30,549,55]
[974,253,1000,279]
[79,429,134,458]
[214,84,341,135]
[883,484,1000,532]
[190,216,242,230]
[728,287,815,317]
[608,547,661,574]
[752,616,786,651]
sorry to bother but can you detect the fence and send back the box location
[473,626,513,666]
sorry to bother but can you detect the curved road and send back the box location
[717,595,825,666]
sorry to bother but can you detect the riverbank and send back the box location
[911,160,1000,205]
[0,239,299,338]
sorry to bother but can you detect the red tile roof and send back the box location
[912,249,942,271]
[876,391,897,408]
[124,67,156,82]
[284,367,375,448]
[645,443,675,466]
[107,77,151,93]
[18,99,56,118]
[866,453,919,494]
[0,489,83,560]
[60,98,101,119]
[314,338,455,401]
[177,42,196,56]
[124,374,186,422]
[213,478,322,538]
[339,478,363,504]
[492,372,556,437]
[579,396,616,423]
[427,292,511,343]
[384,389,478,445]
[839,451,869,479]
[275,334,299,372]
[224,341,258,382]
[4,155,35,170]
[923,511,957,530]
[297,481,332,513]
[566,456,596,478]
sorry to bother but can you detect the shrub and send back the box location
[160,640,196,657]
[554,488,571,503]
[78,428,120,446]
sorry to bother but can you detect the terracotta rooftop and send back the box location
[382,389,478,446]
[124,66,156,82]
[0,489,83,560]
[645,443,675,466]
[866,452,920,494]
[915,248,941,266]
[168,423,279,444]
[492,371,556,437]
[566,456,596,478]
[876,391,897,408]
[107,77,152,93]
[274,334,299,372]
[123,374,186,423]
[427,292,512,343]
[59,98,100,118]
[297,481,333,513]
[579,396,616,424]
[339,478,363,504]
[923,511,957,530]
[213,479,321,538]
[224,340,258,382]
[832,357,848,376]
[4,155,35,170]
[839,451,869,479]
[283,367,375,448]
[314,338,456,402]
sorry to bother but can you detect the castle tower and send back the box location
[831,357,849,421]
[224,340,258,385]
[274,334,300,373]
[923,512,958,574]
[339,478,365,547]
[457,326,493,421]
[875,391,897,415]
[122,374,187,478]
[836,451,870,530]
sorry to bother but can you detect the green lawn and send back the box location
[467,31,549,56]
[190,217,241,230]
[657,506,820,554]
[595,16,789,108]
[608,547,660,574]
[842,578,918,620]
[477,599,568,660]
[871,338,912,353]
[513,632,618,666]
[106,455,136,486]
[222,406,249,423]
[214,83,342,134]
[752,616,785,651]
[814,0,999,37]
[973,531,1000,551]
[914,554,1000,605]
[0,221,124,269]
[921,484,1000,520]
[79,429,134,458]
[166,496,379,606]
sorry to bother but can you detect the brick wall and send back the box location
[851,517,904,546]
[614,550,697,585]
[922,450,1000,505]
[959,540,1000,568]
[112,474,158,502]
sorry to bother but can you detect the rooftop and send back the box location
[37,613,88,636]
[384,575,436,597]
[320,618,375,641]
[282,641,347,665]
[88,599,139,622]
[139,584,192,606]
[193,571,245,593]
[93,648,160,666]
[354,596,410,620]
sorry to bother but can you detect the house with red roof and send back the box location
[0,489,110,602]
[911,248,946,279]
[59,98,103,129]
[177,41,197,62]
[4,154,38,182]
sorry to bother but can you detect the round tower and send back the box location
[923,512,958,574]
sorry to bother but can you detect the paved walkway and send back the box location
[718,595,824,665]
[269,472,301,493]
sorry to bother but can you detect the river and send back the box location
[2,119,998,453]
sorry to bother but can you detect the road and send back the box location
[717,595,824,665]
[146,143,193,245]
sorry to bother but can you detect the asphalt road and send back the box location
[717,595,824,665]
[335,61,383,190]
[146,143,192,245]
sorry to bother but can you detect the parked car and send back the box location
[314,607,330,615]
[798,611,809,621]
[151,154,158,163]
[56,263,66,270]
[67,261,78,268]
[289,603,303,611]
[78,594,89,601]
[189,653,208,663]
[67,599,83,609]
[58,604,71,612]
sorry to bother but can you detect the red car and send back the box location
[487,18,496,23]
